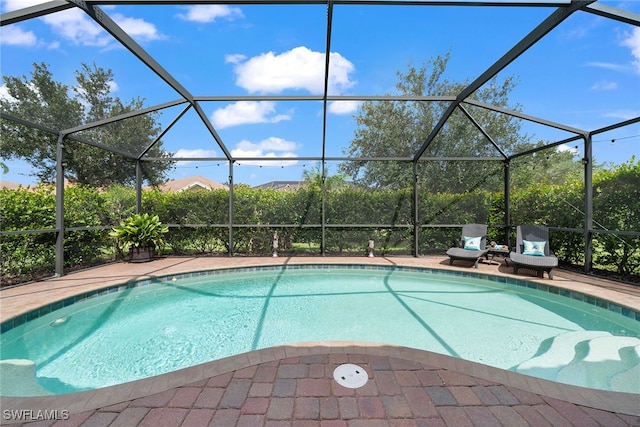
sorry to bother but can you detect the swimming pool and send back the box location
[1,264,639,396]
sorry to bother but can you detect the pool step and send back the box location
[513,331,612,379]
[0,359,51,396]
[556,337,640,390]
[513,331,640,393]
[610,345,640,393]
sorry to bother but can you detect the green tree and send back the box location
[591,158,640,276]
[509,141,585,190]
[340,53,531,192]
[301,163,349,191]
[1,63,84,183]
[1,62,173,186]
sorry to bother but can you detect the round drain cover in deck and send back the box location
[333,363,368,388]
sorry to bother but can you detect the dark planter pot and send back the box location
[129,246,155,263]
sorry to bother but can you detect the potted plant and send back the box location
[109,213,169,262]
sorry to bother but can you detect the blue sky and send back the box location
[1,0,639,186]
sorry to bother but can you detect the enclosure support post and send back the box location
[321,161,326,256]
[504,160,511,247]
[55,133,66,277]
[413,161,419,257]
[135,161,142,213]
[583,134,594,275]
[228,161,234,256]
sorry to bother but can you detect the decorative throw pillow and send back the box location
[523,240,546,256]
[463,236,482,251]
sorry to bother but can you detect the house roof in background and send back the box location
[254,181,305,191]
[1,180,22,190]
[158,176,228,192]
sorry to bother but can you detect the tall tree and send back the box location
[1,62,173,186]
[1,63,83,183]
[509,141,585,190]
[301,163,349,191]
[339,53,532,192]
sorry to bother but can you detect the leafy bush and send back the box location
[1,160,638,285]
[110,213,169,252]
[591,160,640,278]
[1,185,56,285]
[64,185,112,266]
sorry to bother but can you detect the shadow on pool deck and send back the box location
[1,256,639,426]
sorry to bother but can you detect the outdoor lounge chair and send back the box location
[446,224,489,268]
[509,225,558,279]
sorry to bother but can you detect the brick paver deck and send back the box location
[1,256,639,426]
[3,349,639,426]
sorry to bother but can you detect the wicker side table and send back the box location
[485,246,510,265]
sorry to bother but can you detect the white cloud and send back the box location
[225,54,246,64]
[107,81,119,93]
[177,5,243,23]
[621,27,640,74]
[584,62,625,72]
[602,109,640,121]
[230,46,356,95]
[173,148,218,158]
[590,80,617,91]
[0,25,37,46]
[1,2,162,47]
[232,137,299,167]
[0,84,17,103]
[241,136,297,152]
[211,101,291,129]
[41,8,111,47]
[1,82,44,104]
[1,0,48,11]
[328,100,360,115]
[556,144,579,155]
[112,13,163,42]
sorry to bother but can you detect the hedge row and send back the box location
[1,161,638,285]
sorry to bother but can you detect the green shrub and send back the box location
[109,213,169,252]
[1,160,638,284]
[1,185,56,285]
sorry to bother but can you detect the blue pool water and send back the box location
[1,265,639,396]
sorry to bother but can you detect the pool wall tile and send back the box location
[608,304,622,314]
[38,305,52,317]
[571,292,584,302]
[11,314,25,329]
[1,320,13,334]
[2,263,639,334]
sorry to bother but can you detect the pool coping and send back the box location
[2,262,638,334]
[1,256,640,420]
[2,256,639,325]
[1,342,639,420]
